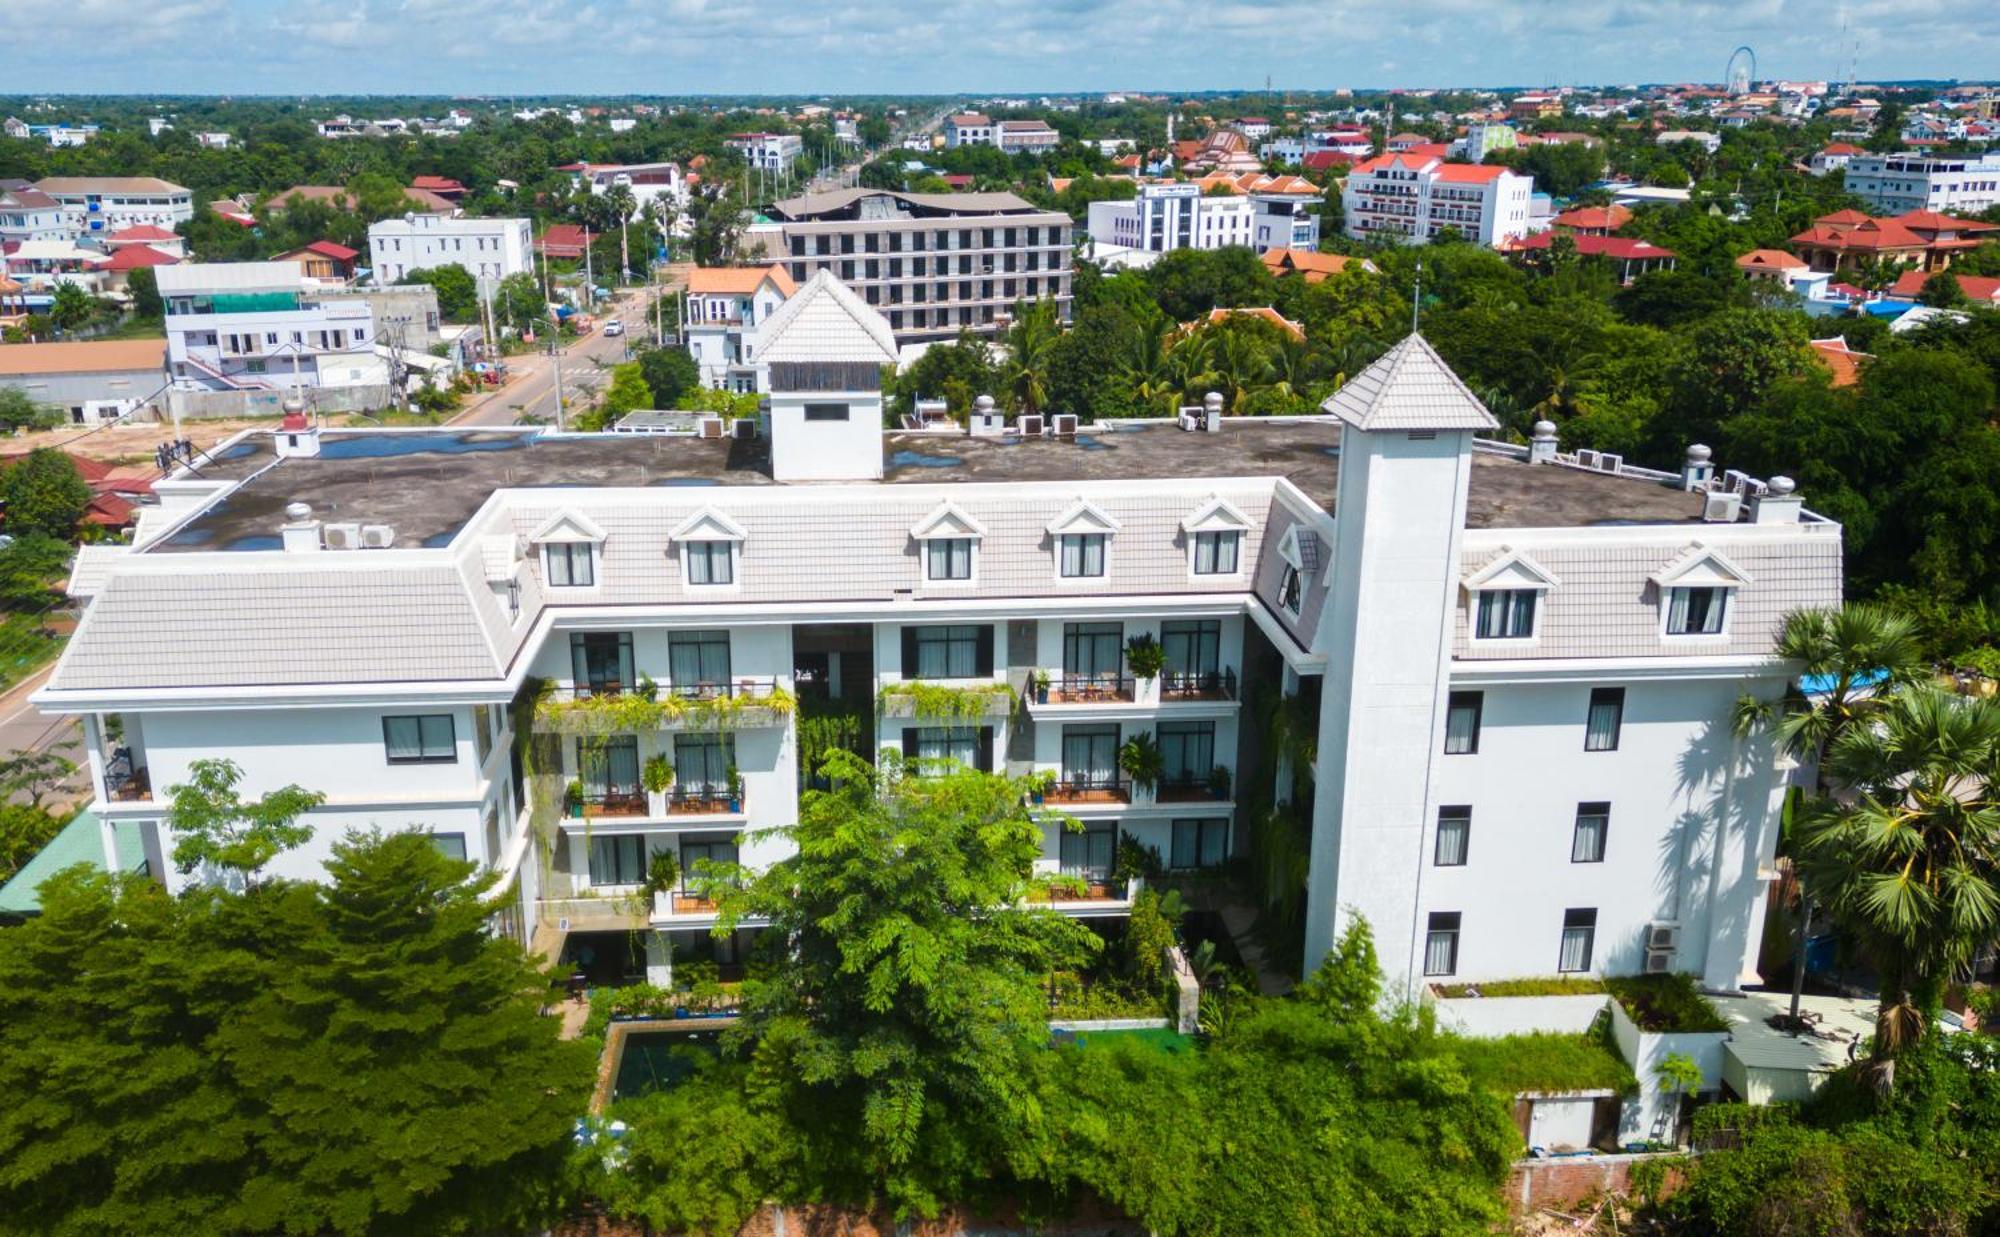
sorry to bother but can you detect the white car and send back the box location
[603,319,624,337]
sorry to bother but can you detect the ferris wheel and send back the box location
[1726,46,1757,95]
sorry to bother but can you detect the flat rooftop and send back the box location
[148,422,1711,554]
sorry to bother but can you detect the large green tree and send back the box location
[164,757,325,885]
[0,449,91,540]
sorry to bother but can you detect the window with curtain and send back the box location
[1062,724,1120,785]
[1434,806,1471,866]
[925,537,974,581]
[1559,908,1597,972]
[674,734,734,793]
[588,834,647,885]
[1572,802,1609,863]
[914,726,978,769]
[685,540,734,585]
[1060,823,1116,879]
[1161,620,1220,677]
[1058,533,1105,578]
[669,630,731,694]
[1424,912,1461,977]
[578,735,640,797]
[383,714,455,763]
[679,834,739,885]
[1666,586,1727,635]
[544,542,594,587]
[1585,687,1625,751]
[1171,818,1229,869]
[1158,721,1214,785]
[570,631,635,697]
[1279,565,1303,615]
[1444,691,1483,755]
[913,624,981,678]
[1062,622,1123,680]
[1474,588,1538,639]
[1193,530,1240,575]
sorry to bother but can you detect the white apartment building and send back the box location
[158,261,378,402]
[38,280,1838,1000]
[1087,183,1255,253]
[368,214,534,291]
[726,133,804,173]
[945,113,996,147]
[764,187,1072,345]
[1842,152,2000,216]
[682,265,796,392]
[32,177,193,243]
[0,182,68,246]
[997,120,1061,153]
[565,162,688,221]
[1343,153,1535,247]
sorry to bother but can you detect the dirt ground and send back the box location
[5,416,282,467]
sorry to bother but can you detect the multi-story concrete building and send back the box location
[1087,183,1255,253]
[944,113,996,147]
[1343,153,1535,247]
[158,261,379,406]
[1841,151,2000,216]
[31,176,193,242]
[682,264,796,392]
[563,161,688,220]
[997,120,1061,153]
[0,182,67,246]
[763,187,1072,344]
[37,278,1839,999]
[725,133,804,174]
[367,214,534,291]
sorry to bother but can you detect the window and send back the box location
[1424,912,1461,977]
[1058,533,1105,578]
[1060,822,1116,880]
[1585,688,1625,752]
[1559,908,1597,973]
[1193,530,1240,575]
[1063,621,1123,680]
[578,735,641,804]
[384,714,455,764]
[588,835,648,886]
[925,537,974,581]
[545,542,595,588]
[1161,620,1221,677]
[472,704,493,765]
[430,832,468,862]
[680,834,739,883]
[1158,721,1215,787]
[804,403,848,421]
[1434,806,1471,866]
[1279,566,1303,616]
[910,624,984,678]
[1444,691,1483,754]
[674,733,735,794]
[1666,586,1727,635]
[1474,589,1538,639]
[669,630,731,695]
[1062,724,1120,786]
[1171,818,1229,869]
[570,631,634,697]
[1572,803,1609,864]
[685,540,734,586]
[910,725,979,770]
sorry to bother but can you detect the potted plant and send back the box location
[642,849,680,904]
[725,762,743,812]
[637,673,659,702]
[1125,634,1166,682]
[1119,731,1162,794]
[564,778,585,818]
[1207,764,1232,801]
[1029,668,1050,704]
[642,753,674,798]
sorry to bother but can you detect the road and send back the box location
[451,275,690,428]
[0,666,87,807]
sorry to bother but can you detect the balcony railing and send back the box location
[1161,669,1238,702]
[1154,778,1220,805]
[1043,675,1136,704]
[573,789,647,819]
[1043,777,1131,805]
[536,677,793,734]
[1041,876,1130,903]
[107,764,152,803]
[667,786,741,815]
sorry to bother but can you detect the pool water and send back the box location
[317,432,530,460]
[611,1028,723,1101]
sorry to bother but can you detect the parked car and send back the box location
[603,319,625,337]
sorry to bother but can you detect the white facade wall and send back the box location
[37,181,194,242]
[1842,152,2000,215]
[1086,185,1256,254]
[1343,162,1535,247]
[368,215,533,290]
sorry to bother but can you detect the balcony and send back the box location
[569,789,647,820]
[535,677,795,734]
[665,786,742,816]
[1043,675,1136,705]
[106,762,152,803]
[1028,873,1139,917]
[1154,777,1224,805]
[1160,669,1238,703]
[651,885,766,928]
[1041,777,1131,806]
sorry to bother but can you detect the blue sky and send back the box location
[4,0,1994,96]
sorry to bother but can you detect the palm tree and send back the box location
[1209,328,1275,415]
[1165,328,1218,407]
[1002,299,1059,415]
[1794,687,2000,1066]
[1267,337,1327,410]
[1773,603,1928,1026]
[1115,315,1177,416]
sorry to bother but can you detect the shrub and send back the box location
[1432,976,1608,998]
[1448,1029,1638,1098]
[1605,972,1728,1032]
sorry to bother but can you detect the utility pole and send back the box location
[550,334,567,432]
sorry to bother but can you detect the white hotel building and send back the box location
[1343,152,1535,247]
[39,274,1838,994]
[1841,151,2000,217]
[367,214,534,291]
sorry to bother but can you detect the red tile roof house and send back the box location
[1888,270,2000,307]
[1504,233,1677,284]
[275,240,360,282]
[536,224,589,261]
[410,175,467,201]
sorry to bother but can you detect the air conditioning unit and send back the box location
[1575,449,1601,469]
[697,416,725,439]
[1702,491,1744,523]
[359,524,396,549]
[1723,469,1753,495]
[1017,414,1045,437]
[1643,949,1676,975]
[1051,413,1078,438]
[1646,923,1681,952]
[1178,411,1201,432]
[1596,453,1623,473]
[731,417,758,440]
[321,522,361,550]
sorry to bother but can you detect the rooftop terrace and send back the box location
[147,421,1715,554]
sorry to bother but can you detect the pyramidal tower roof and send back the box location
[755,268,900,366]
[1319,334,1500,433]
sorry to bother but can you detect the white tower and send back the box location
[754,270,900,482]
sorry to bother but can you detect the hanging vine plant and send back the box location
[876,680,1015,722]
[797,697,868,780]
[536,683,798,734]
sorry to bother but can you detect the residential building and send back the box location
[762,187,1072,344]
[91,243,182,294]
[1508,95,1563,120]
[158,261,380,410]
[682,265,797,392]
[1841,151,2000,215]
[1087,183,1257,254]
[998,120,1061,153]
[0,182,68,246]
[411,175,467,202]
[32,318,1838,999]
[1548,204,1631,235]
[1655,129,1722,154]
[1504,233,1677,284]
[944,113,995,147]
[195,132,232,150]
[1462,122,1519,162]
[267,184,458,216]
[367,214,534,290]
[1808,142,1864,176]
[0,340,168,423]
[1232,117,1273,140]
[275,241,361,284]
[561,161,687,219]
[1342,153,1535,247]
[102,224,188,259]
[536,224,590,261]
[1734,248,1809,283]
[1788,208,1999,274]
[726,133,804,173]
[32,177,193,242]
[1888,269,2000,306]
[1261,248,1377,282]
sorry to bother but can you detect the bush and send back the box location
[1605,973,1728,1032]
[1448,1029,1638,1098]
[1432,976,1607,998]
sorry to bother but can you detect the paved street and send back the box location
[0,666,86,807]
[451,276,687,428]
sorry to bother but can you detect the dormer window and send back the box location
[1665,587,1728,635]
[1273,523,1320,618]
[1058,534,1106,578]
[1193,530,1240,575]
[1182,495,1251,580]
[926,538,974,581]
[531,511,606,590]
[1650,543,1750,639]
[1047,498,1119,580]
[911,501,985,587]
[671,507,748,591]
[685,541,735,586]
[1463,548,1559,643]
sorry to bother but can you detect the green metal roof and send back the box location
[0,812,146,917]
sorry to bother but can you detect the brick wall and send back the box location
[1505,1152,1687,1215]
